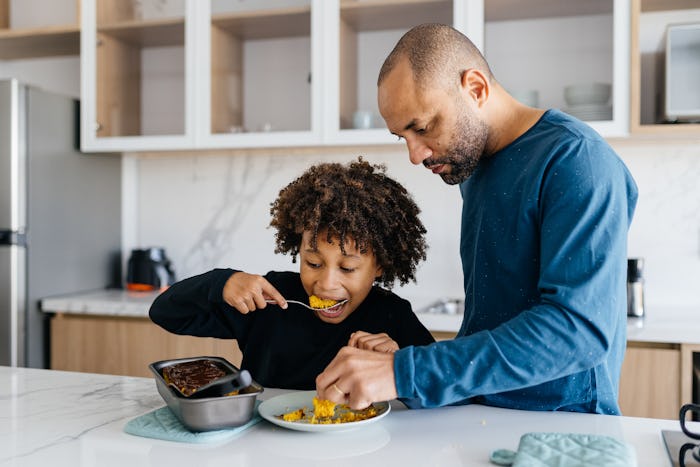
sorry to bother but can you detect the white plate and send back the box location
[258,391,390,432]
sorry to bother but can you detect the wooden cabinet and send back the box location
[630,0,700,136]
[619,341,700,419]
[50,313,242,378]
[619,342,681,419]
[0,0,80,59]
[483,0,629,137]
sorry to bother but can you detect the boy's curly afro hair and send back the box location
[269,157,427,288]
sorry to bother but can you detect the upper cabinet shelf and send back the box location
[484,0,613,21]
[97,18,185,47]
[211,6,311,39]
[630,0,700,136]
[0,0,79,59]
[483,0,628,138]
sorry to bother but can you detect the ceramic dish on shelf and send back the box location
[258,390,390,432]
[564,82,611,106]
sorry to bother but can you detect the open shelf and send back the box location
[0,0,79,59]
[0,25,79,59]
[211,6,311,40]
[97,18,185,47]
[339,0,451,32]
[485,0,613,22]
[210,2,313,135]
[338,0,452,132]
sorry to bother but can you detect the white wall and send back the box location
[124,140,700,313]
[125,147,464,311]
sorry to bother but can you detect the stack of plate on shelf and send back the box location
[563,82,612,121]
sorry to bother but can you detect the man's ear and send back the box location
[460,68,489,107]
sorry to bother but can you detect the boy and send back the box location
[149,157,434,389]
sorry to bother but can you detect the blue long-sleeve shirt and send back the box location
[394,110,638,414]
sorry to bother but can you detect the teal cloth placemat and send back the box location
[124,403,261,444]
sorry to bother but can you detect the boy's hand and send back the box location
[223,271,287,314]
[348,331,399,353]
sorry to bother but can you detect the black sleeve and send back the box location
[149,268,248,340]
[363,289,435,347]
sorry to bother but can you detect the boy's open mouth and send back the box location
[316,301,345,318]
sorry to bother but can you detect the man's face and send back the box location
[378,59,489,185]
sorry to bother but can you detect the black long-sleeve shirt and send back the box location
[149,268,435,389]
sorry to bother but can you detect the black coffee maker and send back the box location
[126,247,176,291]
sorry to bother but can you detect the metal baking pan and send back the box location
[149,356,263,432]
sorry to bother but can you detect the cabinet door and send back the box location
[81,0,197,151]
[199,0,321,149]
[324,0,479,146]
[631,0,700,136]
[483,0,629,137]
[619,342,681,419]
[51,313,243,378]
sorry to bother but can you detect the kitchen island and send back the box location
[42,290,700,419]
[1,366,694,467]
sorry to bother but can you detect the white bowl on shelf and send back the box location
[564,83,611,106]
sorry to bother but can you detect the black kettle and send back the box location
[126,247,176,291]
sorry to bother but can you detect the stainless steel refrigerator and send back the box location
[0,79,121,368]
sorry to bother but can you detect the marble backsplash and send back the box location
[126,140,700,313]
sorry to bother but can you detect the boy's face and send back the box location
[299,230,382,324]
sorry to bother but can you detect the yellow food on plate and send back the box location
[276,397,380,424]
[282,408,305,422]
[309,295,338,309]
[312,396,336,419]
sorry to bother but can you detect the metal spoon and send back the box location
[176,369,253,399]
[265,299,348,311]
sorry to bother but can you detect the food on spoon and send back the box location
[309,295,338,309]
[162,359,226,396]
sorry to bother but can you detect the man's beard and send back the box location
[425,108,488,185]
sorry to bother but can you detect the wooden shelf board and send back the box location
[631,122,700,136]
[0,25,79,59]
[485,0,613,22]
[211,7,311,40]
[340,0,452,32]
[98,18,184,47]
[641,0,700,13]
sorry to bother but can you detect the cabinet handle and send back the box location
[94,123,102,133]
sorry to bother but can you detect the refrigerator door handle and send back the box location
[0,230,26,246]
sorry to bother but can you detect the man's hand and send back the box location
[222,271,287,314]
[348,330,399,353]
[316,346,398,410]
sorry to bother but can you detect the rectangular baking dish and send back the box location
[149,356,263,431]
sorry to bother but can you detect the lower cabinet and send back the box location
[619,342,680,419]
[50,313,242,378]
[619,341,700,419]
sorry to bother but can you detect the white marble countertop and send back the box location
[1,365,695,467]
[41,289,700,344]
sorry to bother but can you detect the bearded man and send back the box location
[317,23,638,415]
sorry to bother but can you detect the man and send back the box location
[317,23,638,415]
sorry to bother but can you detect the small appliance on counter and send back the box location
[126,247,176,292]
[627,258,645,318]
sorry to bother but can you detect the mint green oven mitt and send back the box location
[490,432,636,466]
